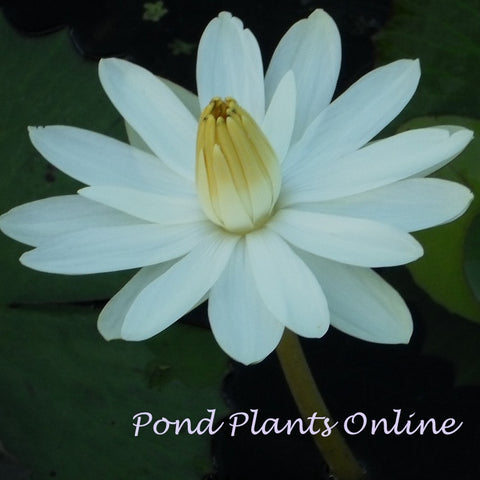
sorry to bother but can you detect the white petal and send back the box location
[0,195,143,247]
[295,178,473,232]
[124,79,200,155]
[196,12,265,122]
[119,230,238,340]
[20,222,214,274]
[79,186,204,225]
[125,122,155,156]
[299,251,412,343]
[209,239,284,364]
[282,126,473,205]
[28,126,192,196]
[413,125,474,176]
[246,229,329,338]
[160,78,201,119]
[265,9,341,141]
[99,261,176,340]
[269,208,423,267]
[283,59,421,174]
[98,58,197,180]
[261,71,296,163]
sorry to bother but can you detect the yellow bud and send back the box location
[196,98,281,234]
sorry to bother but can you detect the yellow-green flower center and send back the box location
[195,97,281,234]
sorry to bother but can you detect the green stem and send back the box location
[276,329,366,480]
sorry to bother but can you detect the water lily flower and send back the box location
[0,10,473,364]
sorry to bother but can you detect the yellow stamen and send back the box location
[196,97,281,234]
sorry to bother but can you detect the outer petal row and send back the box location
[299,251,413,343]
[79,186,204,225]
[29,126,193,196]
[246,229,330,338]
[99,58,197,180]
[99,230,239,341]
[0,195,143,247]
[20,221,215,274]
[282,126,473,205]
[294,178,473,232]
[99,261,177,340]
[283,59,421,175]
[269,208,423,267]
[209,239,284,365]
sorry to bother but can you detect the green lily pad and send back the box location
[464,214,480,302]
[397,116,480,322]
[0,304,227,479]
[0,15,134,305]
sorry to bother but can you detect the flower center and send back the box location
[195,97,281,234]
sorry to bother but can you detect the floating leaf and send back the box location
[0,305,227,479]
[0,15,133,305]
[464,214,480,302]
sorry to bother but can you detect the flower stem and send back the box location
[276,329,366,480]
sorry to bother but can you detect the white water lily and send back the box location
[0,10,473,364]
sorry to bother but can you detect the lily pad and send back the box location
[0,15,133,305]
[0,304,227,479]
[397,116,480,322]
[464,214,480,302]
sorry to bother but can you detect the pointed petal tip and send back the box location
[400,328,413,345]
[217,335,281,366]
[211,11,244,30]
[97,314,122,341]
[390,306,414,345]
[97,328,118,342]
[27,125,45,142]
[411,240,424,262]
[411,58,421,77]
[99,301,155,342]
[390,316,413,345]
[19,250,36,271]
[28,125,64,146]
[98,57,113,75]
[466,188,475,204]
[444,125,474,142]
[308,8,335,25]
[98,57,136,86]
[290,320,330,340]
[309,7,326,16]
[218,11,233,20]
[0,212,13,235]
[98,57,118,80]
[236,350,276,366]
[385,58,421,79]
[337,306,413,345]
[372,322,413,345]
[400,57,421,76]
[98,56,123,70]
[428,125,474,163]
[220,11,243,24]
